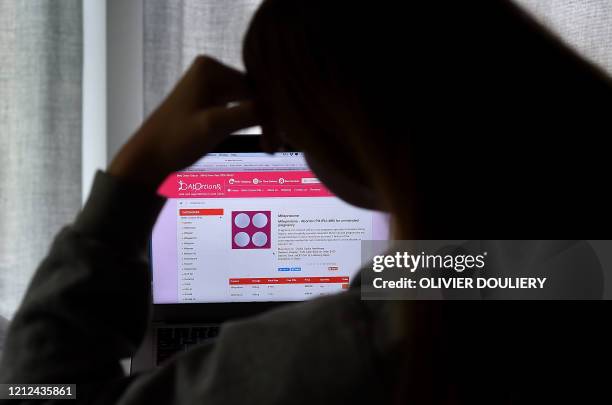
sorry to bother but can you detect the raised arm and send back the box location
[0,56,258,403]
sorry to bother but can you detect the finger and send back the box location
[212,68,252,105]
[191,55,253,105]
[260,124,285,154]
[191,101,260,147]
[260,126,276,154]
[255,101,284,153]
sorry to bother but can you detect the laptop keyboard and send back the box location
[156,325,220,365]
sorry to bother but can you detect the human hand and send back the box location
[108,55,258,189]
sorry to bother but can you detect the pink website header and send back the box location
[158,171,334,198]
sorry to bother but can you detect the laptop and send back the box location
[130,135,389,372]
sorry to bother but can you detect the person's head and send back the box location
[243,0,418,236]
[243,0,612,240]
[242,2,612,402]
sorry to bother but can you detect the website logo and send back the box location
[177,180,221,192]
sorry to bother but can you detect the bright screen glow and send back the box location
[152,152,389,303]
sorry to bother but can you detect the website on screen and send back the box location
[152,153,389,303]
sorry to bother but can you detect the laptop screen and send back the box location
[152,151,389,304]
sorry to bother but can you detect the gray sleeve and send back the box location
[0,170,165,402]
[0,170,380,405]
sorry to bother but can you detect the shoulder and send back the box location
[199,291,391,404]
[221,289,375,357]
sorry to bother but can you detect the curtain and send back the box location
[515,0,612,74]
[0,0,611,357]
[141,0,612,119]
[143,0,262,116]
[0,0,82,328]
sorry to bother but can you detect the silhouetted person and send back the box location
[1,1,610,403]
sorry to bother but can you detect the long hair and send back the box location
[243,0,612,240]
[242,1,612,403]
[243,0,414,233]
